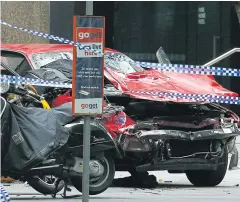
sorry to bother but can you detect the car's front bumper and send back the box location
[138,126,240,141]
[136,157,220,172]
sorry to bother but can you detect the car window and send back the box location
[30,51,73,69]
[104,52,144,74]
[0,51,32,76]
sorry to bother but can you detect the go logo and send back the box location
[81,103,98,109]
[77,28,103,42]
[78,32,102,40]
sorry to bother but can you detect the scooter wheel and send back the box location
[26,175,64,195]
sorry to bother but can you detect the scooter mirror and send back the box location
[0,82,10,94]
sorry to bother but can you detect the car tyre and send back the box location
[71,155,115,195]
[186,147,228,187]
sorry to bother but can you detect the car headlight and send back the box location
[0,82,10,94]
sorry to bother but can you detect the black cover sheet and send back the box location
[41,59,73,79]
[2,102,74,173]
[24,67,71,95]
[25,59,123,97]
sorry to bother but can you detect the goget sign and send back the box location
[77,27,103,42]
[72,16,105,115]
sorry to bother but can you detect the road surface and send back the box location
[236,137,240,161]
[3,167,240,202]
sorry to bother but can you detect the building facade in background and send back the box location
[1,1,50,43]
[51,1,240,112]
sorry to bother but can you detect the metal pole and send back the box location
[212,36,220,59]
[203,48,240,67]
[82,116,91,202]
[82,2,93,202]
[86,1,93,15]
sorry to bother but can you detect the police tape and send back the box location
[0,20,101,54]
[0,186,11,202]
[1,74,240,105]
[129,91,240,105]
[130,62,240,77]
[0,74,72,88]
[1,20,240,77]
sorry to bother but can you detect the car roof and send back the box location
[1,44,119,55]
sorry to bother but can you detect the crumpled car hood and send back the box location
[105,68,238,103]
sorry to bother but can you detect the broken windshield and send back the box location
[30,51,73,69]
[156,47,171,65]
[104,52,145,74]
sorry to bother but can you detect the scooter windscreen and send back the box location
[0,96,7,118]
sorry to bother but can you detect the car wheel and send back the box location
[71,155,115,195]
[186,147,228,187]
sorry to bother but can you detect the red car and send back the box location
[1,44,238,100]
[1,44,239,190]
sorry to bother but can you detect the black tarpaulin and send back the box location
[2,102,74,173]
[41,59,73,79]
[24,67,71,95]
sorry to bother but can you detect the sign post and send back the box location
[72,14,105,202]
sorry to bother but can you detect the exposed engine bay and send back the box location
[103,92,239,172]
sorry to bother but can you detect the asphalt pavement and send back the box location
[236,137,240,161]
[2,166,240,202]
[1,135,239,202]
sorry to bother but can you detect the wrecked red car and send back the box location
[1,44,239,188]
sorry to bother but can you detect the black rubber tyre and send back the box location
[71,155,115,195]
[186,147,228,187]
[26,175,64,195]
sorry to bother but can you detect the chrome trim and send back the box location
[203,48,240,67]
[0,97,7,119]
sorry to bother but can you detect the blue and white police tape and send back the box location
[0,186,11,202]
[1,20,240,77]
[104,52,240,76]
[0,74,72,88]
[131,62,240,77]
[1,74,240,105]
[0,20,102,55]
[129,91,240,105]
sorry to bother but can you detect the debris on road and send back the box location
[1,177,15,183]
[112,174,158,188]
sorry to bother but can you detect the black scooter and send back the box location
[0,64,121,197]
